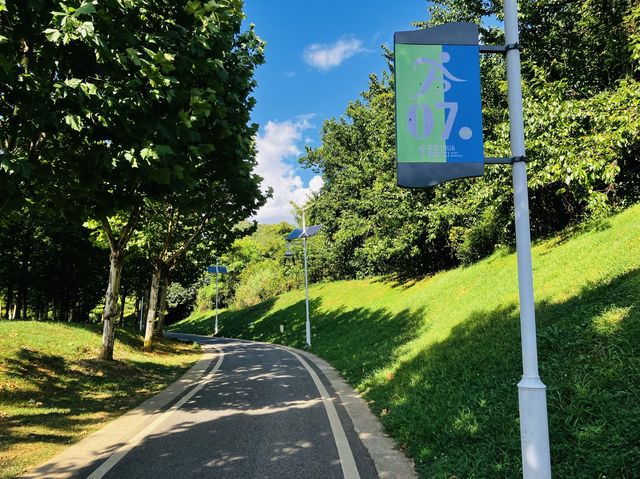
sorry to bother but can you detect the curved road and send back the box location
[85,337,378,479]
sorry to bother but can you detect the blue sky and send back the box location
[244,0,428,223]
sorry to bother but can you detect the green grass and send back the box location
[0,322,201,479]
[172,204,640,478]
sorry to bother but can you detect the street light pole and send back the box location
[505,1,552,477]
[302,210,311,347]
[214,257,219,336]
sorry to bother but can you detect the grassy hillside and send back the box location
[0,323,201,479]
[172,204,640,478]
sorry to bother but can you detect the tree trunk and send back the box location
[143,267,161,351]
[15,288,23,320]
[21,290,28,320]
[133,294,140,330]
[99,209,140,360]
[154,273,169,338]
[17,240,30,320]
[100,249,124,360]
[4,283,12,319]
[119,292,126,324]
[141,288,150,333]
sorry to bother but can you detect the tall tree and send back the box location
[1,0,266,359]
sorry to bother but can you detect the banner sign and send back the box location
[395,22,484,187]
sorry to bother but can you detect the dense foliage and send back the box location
[195,222,316,311]
[301,0,640,279]
[172,203,640,478]
[0,0,265,357]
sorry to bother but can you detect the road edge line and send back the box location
[259,340,417,479]
[20,341,221,479]
[86,345,225,479]
[292,348,417,479]
[277,346,361,479]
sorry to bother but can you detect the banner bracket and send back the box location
[485,155,528,164]
[479,43,521,54]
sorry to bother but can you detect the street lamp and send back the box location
[207,261,228,336]
[284,210,321,348]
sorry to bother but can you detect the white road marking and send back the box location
[87,346,225,479]
[279,346,361,479]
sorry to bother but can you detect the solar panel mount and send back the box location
[207,265,228,274]
[286,225,322,240]
[301,225,322,238]
[286,228,303,241]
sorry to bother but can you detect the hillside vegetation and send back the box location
[172,204,640,477]
[0,323,201,479]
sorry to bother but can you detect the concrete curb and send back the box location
[279,344,417,479]
[168,333,417,479]
[22,332,417,479]
[167,333,417,478]
[20,343,218,479]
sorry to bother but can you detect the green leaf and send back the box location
[140,147,159,161]
[74,1,96,17]
[64,114,83,131]
[155,145,175,156]
[77,21,95,38]
[125,48,141,66]
[80,82,98,96]
[124,151,138,168]
[44,28,62,43]
[64,78,82,89]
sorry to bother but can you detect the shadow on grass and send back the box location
[365,269,640,478]
[0,335,197,459]
[169,299,278,337]
[201,297,426,388]
[182,268,640,478]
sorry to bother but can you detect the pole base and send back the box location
[518,375,551,479]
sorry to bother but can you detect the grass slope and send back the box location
[172,205,640,478]
[0,323,201,479]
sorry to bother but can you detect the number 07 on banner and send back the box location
[395,23,484,188]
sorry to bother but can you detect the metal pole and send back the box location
[215,259,219,336]
[505,1,552,477]
[302,211,311,347]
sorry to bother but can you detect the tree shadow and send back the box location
[82,339,376,479]
[169,299,278,337]
[368,268,640,478]
[171,268,640,477]
[0,342,197,463]
[213,297,426,388]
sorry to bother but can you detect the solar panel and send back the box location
[207,265,228,274]
[300,225,322,238]
[286,228,303,240]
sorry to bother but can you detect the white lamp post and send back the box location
[504,1,552,477]
[284,209,321,348]
[207,262,228,336]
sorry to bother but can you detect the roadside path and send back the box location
[23,334,415,479]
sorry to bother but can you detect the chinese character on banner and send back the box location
[395,23,484,188]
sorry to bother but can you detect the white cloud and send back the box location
[303,36,364,71]
[254,117,324,224]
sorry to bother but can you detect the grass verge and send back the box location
[172,204,640,478]
[0,322,200,479]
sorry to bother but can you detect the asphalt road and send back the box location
[85,337,378,479]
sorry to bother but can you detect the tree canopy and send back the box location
[0,0,266,358]
[300,0,640,280]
